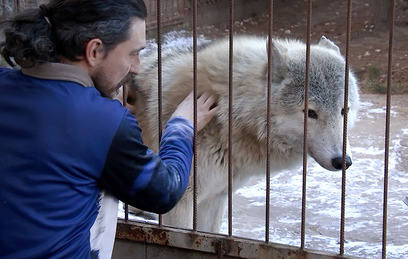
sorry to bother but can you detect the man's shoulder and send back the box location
[0,67,16,75]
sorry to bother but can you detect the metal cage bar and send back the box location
[192,0,198,231]
[13,0,19,12]
[265,0,274,244]
[123,84,129,222]
[156,0,164,227]
[227,0,234,238]
[340,0,353,255]
[300,0,312,250]
[382,0,396,258]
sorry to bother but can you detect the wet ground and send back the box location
[218,94,408,258]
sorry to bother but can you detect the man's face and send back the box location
[93,18,146,98]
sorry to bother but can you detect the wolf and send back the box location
[124,35,360,232]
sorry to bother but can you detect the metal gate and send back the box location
[119,0,399,258]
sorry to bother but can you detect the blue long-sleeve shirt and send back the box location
[0,63,193,259]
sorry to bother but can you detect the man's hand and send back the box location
[171,91,218,132]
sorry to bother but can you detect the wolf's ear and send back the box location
[265,39,286,83]
[318,36,341,54]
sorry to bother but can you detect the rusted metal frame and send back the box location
[265,0,273,244]
[300,0,312,251]
[382,0,395,258]
[156,0,164,227]
[116,220,352,258]
[340,0,352,255]
[192,0,198,231]
[227,0,234,238]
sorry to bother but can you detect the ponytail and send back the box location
[1,7,56,68]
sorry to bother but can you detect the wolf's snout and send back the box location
[331,156,352,170]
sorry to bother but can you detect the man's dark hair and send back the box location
[0,0,147,68]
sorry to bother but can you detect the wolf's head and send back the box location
[267,36,359,171]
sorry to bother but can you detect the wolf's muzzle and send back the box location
[331,156,352,170]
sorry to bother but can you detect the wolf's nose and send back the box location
[331,156,352,170]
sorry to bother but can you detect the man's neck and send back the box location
[60,58,92,76]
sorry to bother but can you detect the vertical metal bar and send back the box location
[157,0,163,227]
[192,0,198,231]
[382,0,395,258]
[123,85,129,222]
[265,0,273,244]
[340,0,352,255]
[124,204,129,221]
[227,0,234,238]
[13,0,19,12]
[300,0,312,250]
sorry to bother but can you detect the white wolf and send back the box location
[124,35,360,232]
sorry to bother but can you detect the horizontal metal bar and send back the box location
[116,220,355,259]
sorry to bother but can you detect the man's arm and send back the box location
[98,111,193,214]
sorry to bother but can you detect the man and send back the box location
[0,0,217,258]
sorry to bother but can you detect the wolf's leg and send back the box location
[197,193,227,233]
[161,192,193,229]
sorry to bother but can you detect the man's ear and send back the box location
[84,38,105,67]
[265,38,286,83]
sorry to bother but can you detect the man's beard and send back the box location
[92,72,120,99]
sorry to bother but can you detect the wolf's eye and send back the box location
[341,108,349,116]
[304,109,318,119]
[308,109,318,119]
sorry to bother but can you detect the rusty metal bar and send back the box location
[265,0,273,244]
[227,0,234,238]
[123,85,129,222]
[156,0,164,228]
[340,0,352,255]
[300,0,312,250]
[382,0,395,258]
[124,199,129,220]
[192,0,198,231]
[13,0,19,12]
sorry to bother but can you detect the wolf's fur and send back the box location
[126,35,359,232]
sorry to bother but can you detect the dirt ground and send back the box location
[195,0,408,94]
